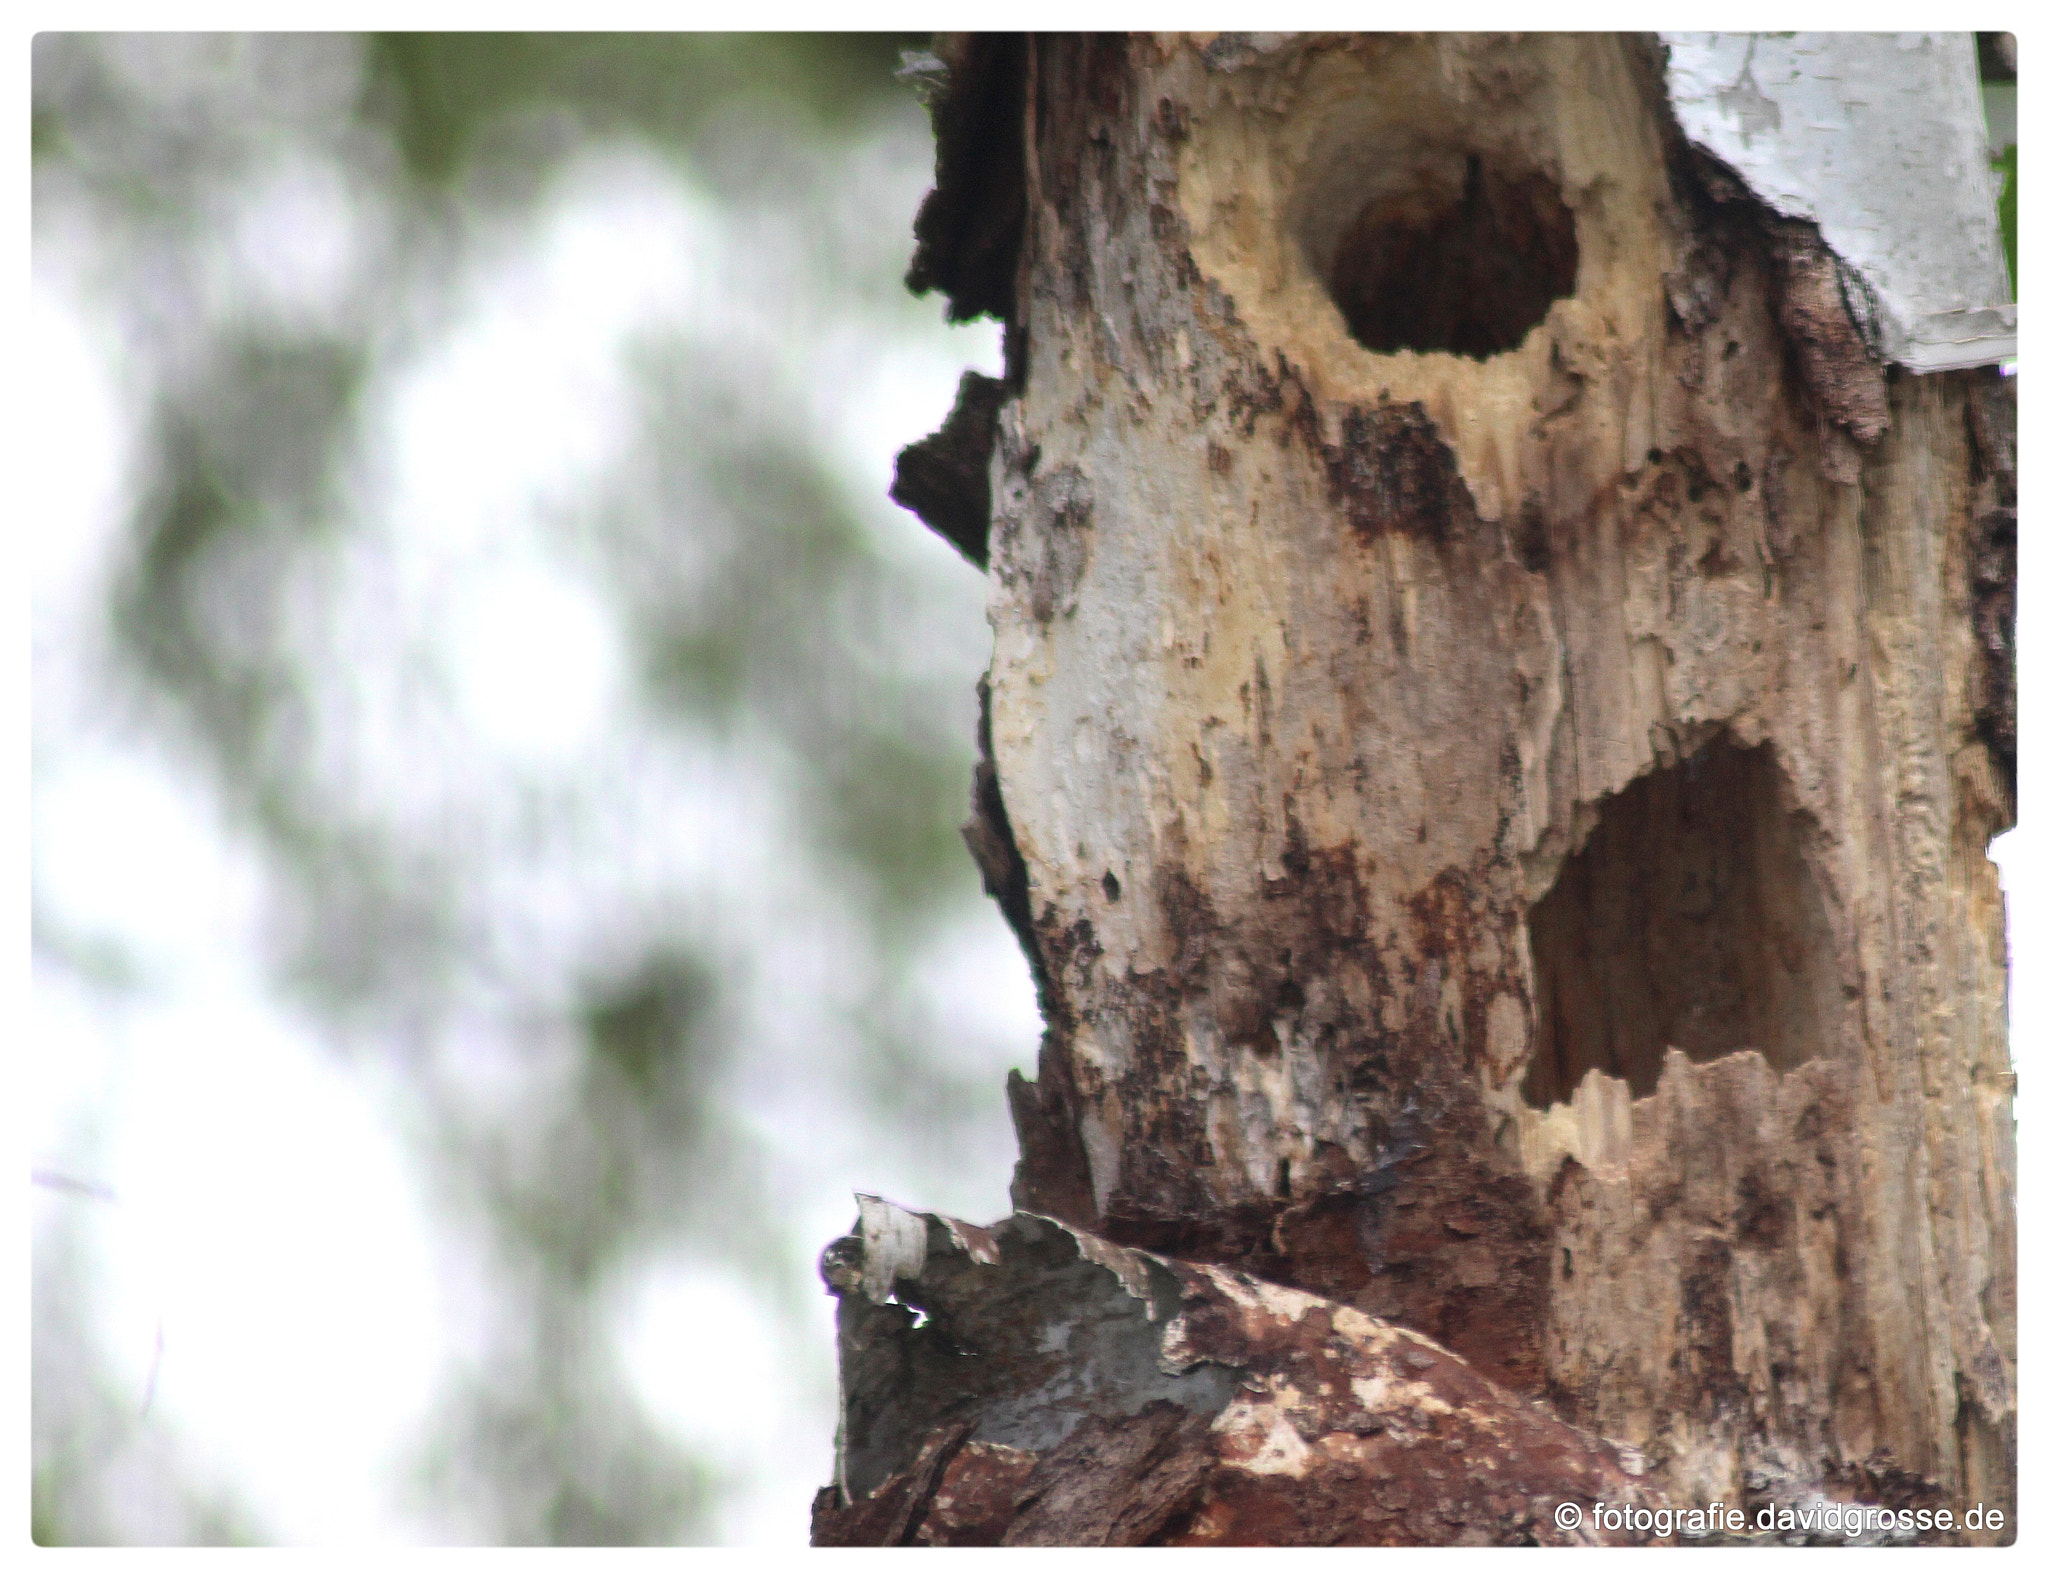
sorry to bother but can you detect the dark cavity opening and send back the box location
[1321,153,1577,360]
[1521,738,1837,1107]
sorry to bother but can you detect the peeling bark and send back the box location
[814,1207,1653,1545]
[1763,222,1889,447]
[850,31,2016,1544]
[891,371,1005,568]
[904,33,1028,324]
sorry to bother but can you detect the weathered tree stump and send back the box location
[828,32,2016,1544]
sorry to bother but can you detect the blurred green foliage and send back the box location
[1994,144,2016,285]
[33,30,1022,1547]
[365,34,916,183]
[1977,33,2016,294]
[33,1225,262,1545]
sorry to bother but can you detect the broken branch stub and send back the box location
[812,1204,1651,1546]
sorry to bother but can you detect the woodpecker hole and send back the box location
[1308,150,1578,360]
[1521,738,1838,1107]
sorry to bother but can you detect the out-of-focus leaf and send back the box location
[363,33,917,185]
[33,29,1028,1547]
[1993,144,2017,287]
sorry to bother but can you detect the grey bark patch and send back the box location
[1664,230,1734,334]
[826,1211,1241,1502]
[1667,147,1889,447]
[1008,464,1095,622]
[1199,34,1293,74]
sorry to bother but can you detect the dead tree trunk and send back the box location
[822,33,2016,1545]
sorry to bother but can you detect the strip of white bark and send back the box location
[1661,32,2015,370]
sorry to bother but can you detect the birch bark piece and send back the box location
[1660,32,2016,371]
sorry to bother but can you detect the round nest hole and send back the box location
[1519,738,1836,1108]
[1321,153,1578,360]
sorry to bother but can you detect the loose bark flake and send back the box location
[1763,223,1890,446]
[890,370,1006,567]
[903,33,1028,324]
